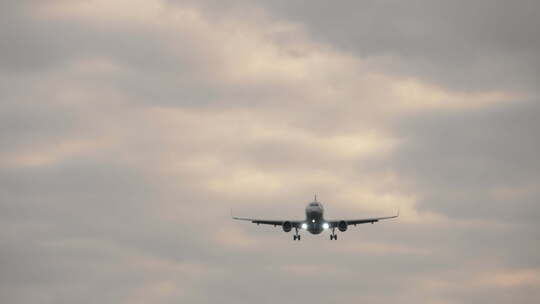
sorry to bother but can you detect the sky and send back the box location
[1,1,539,303]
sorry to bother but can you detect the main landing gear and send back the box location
[293,227,301,241]
[330,227,337,240]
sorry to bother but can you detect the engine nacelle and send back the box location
[338,220,348,232]
[282,221,292,232]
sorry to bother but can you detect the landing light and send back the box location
[322,223,329,230]
[301,223,308,230]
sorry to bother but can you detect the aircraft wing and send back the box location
[231,214,302,227]
[328,209,399,227]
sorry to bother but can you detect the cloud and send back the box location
[185,0,540,93]
[1,1,538,304]
[391,99,540,224]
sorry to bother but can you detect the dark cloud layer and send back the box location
[2,1,539,304]
[184,0,540,92]
[394,99,540,222]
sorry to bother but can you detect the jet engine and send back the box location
[282,221,292,232]
[338,220,348,232]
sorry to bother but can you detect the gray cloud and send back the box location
[1,1,539,304]
[182,0,540,92]
[392,99,540,223]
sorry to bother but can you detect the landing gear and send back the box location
[293,227,301,241]
[330,228,337,240]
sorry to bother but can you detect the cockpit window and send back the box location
[309,202,318,206]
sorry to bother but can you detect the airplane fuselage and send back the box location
[305,201,326,234]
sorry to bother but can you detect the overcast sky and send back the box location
[2,1,539,303]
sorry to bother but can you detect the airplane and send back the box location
[232,195,399,241]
